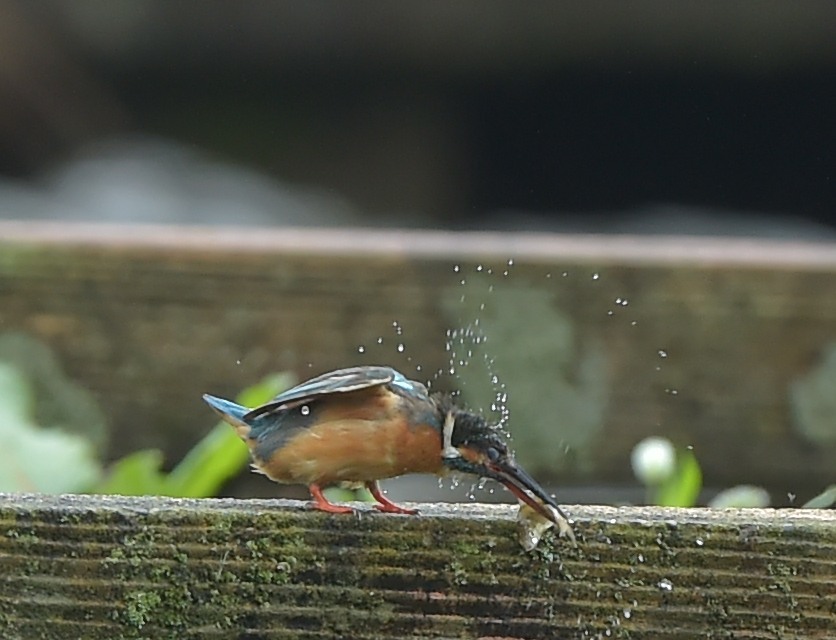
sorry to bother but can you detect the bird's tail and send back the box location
[202,394,252,438]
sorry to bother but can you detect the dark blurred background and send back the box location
[1,0,835,237]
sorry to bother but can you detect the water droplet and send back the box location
[357,345,366,353]
[637,553,644,563]
[592,272,600,280]
[476,264,483,272]
[657,578,673,592]
[397,343,405,353]
[507,258,514,266]
[658,349,668,358]
[377,337,383,344]
[562,271,569,277]
[545,272,552,278]
[607,310,614,316]
[787,492,796,504]
[453,265,460,273]
[235,359,241,365]
[695,538,704,547]
[631,320,638,326]
[300,405,310,416]
[622,609,632,619]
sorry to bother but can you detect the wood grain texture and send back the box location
[0,493,834,639]
[0,222,835,499]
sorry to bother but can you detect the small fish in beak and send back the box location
[485,456,576,549]
[516,497,576,550]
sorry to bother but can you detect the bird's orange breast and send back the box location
[255,416,443,486]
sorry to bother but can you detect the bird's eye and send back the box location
[486,447,500,462]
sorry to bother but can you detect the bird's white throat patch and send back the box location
[441,410,460,459]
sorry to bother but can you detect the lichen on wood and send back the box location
[0,493,833,639]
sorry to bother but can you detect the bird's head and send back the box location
[437,401,569,526]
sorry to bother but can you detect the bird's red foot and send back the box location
[308,483,356,514]
[367,481,419,515]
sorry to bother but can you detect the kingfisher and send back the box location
[203,365,570,531]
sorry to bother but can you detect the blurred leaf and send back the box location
[709,484,770,508]
[162,424,248,498]
[802,484,836,509]
[0,332,108,451]
[653,449,702,507]
[96,450,166,496]
[0,362,102,494]
[0,360,35,418]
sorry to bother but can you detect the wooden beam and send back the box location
[1,493,833,638]
[1,222,835,498]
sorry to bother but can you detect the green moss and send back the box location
[444,537,505,587]
[123,591,162,629]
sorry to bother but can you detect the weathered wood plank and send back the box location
[0,222,835,498]
[0,493,833,639]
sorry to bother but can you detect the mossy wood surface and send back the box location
[1,222,835,496]
[1,493,834,639]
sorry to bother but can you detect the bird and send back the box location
[203,365,569,529]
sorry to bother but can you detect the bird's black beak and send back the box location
[487,457,569,525]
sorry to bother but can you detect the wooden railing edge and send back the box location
[1,493,833,639]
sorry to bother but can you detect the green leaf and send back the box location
[161,372,294,498]
[0,360,35,419]
[161,424,248,498]
[0,362,102,494]
[653,448,703,507]
[97,449,166,496]
[802,484,836,509]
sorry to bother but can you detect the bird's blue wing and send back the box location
[243,365,427,420]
